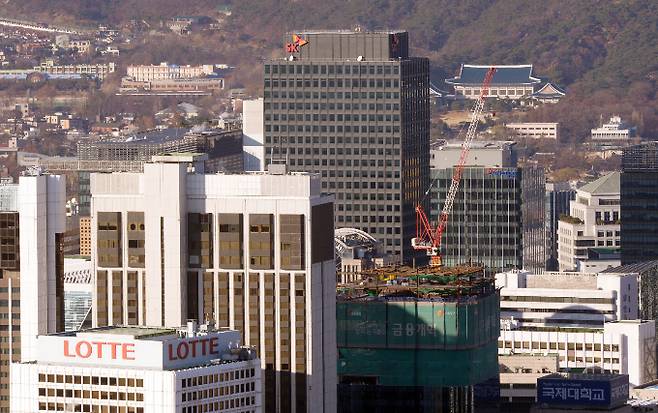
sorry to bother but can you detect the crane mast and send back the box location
[412,67,497,266]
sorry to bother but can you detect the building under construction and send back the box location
[337,265,500,413]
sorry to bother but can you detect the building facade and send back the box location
[242,99,265,172]
[63,257,93,331]
[557,172,620,272]
[506,122,559,140]
[591,116,635,141]
[90,155,337,413]
[620,143,658,264]
[263,30,430,262]
[430,140,517,169]
[0,173,66,411]
[430,166,545,272]
[445,64,541,99]
[126,63,221,82]
[10,325,262,413]
[545,182,576,271]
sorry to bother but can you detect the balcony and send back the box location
[559,214,584,225]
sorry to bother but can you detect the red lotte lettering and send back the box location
[168,337,219,361]
[64,340,136,360]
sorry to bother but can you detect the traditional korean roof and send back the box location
[531,82,566,99]
[445,64,541,86]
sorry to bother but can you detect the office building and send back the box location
[497,270,656,387]
[558,172,620,272]
[621,143,658,264]
[90,155,337,413]
[591,116,635,141]
[603,261,658,329]
[445,64,541,99]
[334,228,395,283]
[63,257,93,331]
[263,29,430,262]
[79,216,92,256]
[496,270,638,329]
[545,182,576,271]
[243,99,265,171]
[41,127,243,216]
[499,354,559,408]
[506,122,559,140]
[430,140,517,169]
[0,173,65,412]
[10,324,262,413]
[337,265,500,412]
[430,166,545,272]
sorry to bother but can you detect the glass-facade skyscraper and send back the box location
[621,143,658,264]
[263,30,430,262]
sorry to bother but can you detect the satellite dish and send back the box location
[357,55,364,62]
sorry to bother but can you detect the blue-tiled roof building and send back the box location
[445,64,541,99]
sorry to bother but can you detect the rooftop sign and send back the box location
[37,330,240,370]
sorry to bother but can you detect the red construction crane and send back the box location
[412,67,497,266]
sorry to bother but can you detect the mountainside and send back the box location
[1,0,657,139]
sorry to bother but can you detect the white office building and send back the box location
[506,122,559,140]
[557,172,621,272]
[242,99,265,171]
[10,324,262,413]
[496,270,638,329]
[64,257,93,331]
[90,154,337,413]
[591,116,635,141]
[497,270,656,387]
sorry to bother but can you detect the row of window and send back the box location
[39,404,142,413]
[38,374,143,387]
[265,63,400,75]
[39,388,144,401]
[180,369,256,389]
[499,340,620,352]
[181,382,256,402]
[265,78,400,88]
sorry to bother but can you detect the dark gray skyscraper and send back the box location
[621,142,658,264]
[263,30,430,262]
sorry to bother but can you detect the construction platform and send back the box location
[337,264,496,301]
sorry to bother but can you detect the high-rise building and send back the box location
[90,154,337,413]
[545,182,575,271]
[429,165,545,272]
[337,265,500,412]
[557,172,620,272]
[63,257,93,331]
[0,173,66,412]
[263,30,430,262]
[10,324,262,413]
[621,143,658,264]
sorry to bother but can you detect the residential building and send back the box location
[591,116,635,141]
[63,257,92,331]
[557,172,620,272]
[263,29,430,262]
[545,182,576,271]
[430,140,517,169]
[506,122,559,140]
[430,166,546,272]
[0,172,66,412]
[243,99,265,171]
[10,324,262,413]
[126,63,221,81]
[90,155,337,413]
[33,60,116,80]
[445,64,541,99]
[620,143,658,264]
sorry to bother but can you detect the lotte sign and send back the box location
[38,330,240,370]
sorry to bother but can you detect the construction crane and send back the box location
[412,67,497,266]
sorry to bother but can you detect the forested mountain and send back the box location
[2,0,657,139]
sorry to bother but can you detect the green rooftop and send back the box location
[579,171,620,195]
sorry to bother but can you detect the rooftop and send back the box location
[446,64,541,85]
[53,325,178,340]
[578,171,620,195]
[337,265,496,301]
[602,260,658,274]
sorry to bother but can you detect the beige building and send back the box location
[126,63,218,82]
[557,172,620,272]
[507,122,559,140]
[90,155,337,413]
[79,216,91,256]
